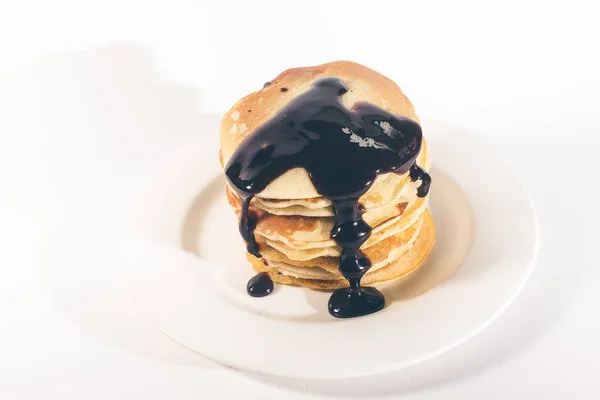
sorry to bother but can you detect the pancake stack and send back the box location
[219,61,434,289]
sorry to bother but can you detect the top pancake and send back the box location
[219,61,423,200]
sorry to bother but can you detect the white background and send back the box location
[1,0,599,398]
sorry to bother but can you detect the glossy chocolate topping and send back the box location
[225,77,431,318]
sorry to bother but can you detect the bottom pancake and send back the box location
[247,210,435,290]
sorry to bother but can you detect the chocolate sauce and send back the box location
[410,164,432,197]
[238,195,261,258]
[225,77,431,318]
[247,272,274,297]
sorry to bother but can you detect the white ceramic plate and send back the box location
[118,117,538,379]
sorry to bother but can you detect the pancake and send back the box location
[254,199,428,261]
[220,60,435,297]
[255,213,425,275]
[220,61,421,200]
[247,210,435,289]
[225,185,428,246]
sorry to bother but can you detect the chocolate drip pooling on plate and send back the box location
[247,272,274,297]
[225,77,431,318]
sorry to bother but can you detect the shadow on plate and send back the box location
[381,167,475,303]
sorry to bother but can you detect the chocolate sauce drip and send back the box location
[247,272,273,297]
[328,198,385,318]
[239,195,261,258]
[410,164,431,197]
[225,77,431,318]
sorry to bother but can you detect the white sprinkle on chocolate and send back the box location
[342,127,386,149]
